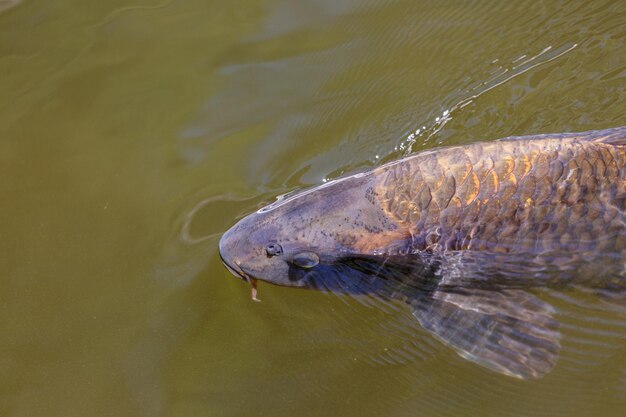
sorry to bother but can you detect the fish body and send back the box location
[219,127,626,379]
[374,129,625,256]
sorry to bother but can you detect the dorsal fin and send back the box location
[494,127,626,145]
[590,126,626,146]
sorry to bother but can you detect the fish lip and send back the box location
[219,251,252,283]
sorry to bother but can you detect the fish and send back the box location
[219,127,626,379]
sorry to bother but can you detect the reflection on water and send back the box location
[1,0,625,416]
[0,0,20,14]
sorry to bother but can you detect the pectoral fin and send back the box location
[411,288,561,379]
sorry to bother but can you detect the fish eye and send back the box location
[292,252,319,269]
[265,243,283,257]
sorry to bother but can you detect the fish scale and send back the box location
[374,133,626,256]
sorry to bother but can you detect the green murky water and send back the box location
[1,1,625,416]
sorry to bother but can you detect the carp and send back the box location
[219,127,626,379]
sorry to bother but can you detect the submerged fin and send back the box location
[578,267,626,314]
[410,288,561,379]
[595,286,626,314]
[310,251,622,378]
[296,253,441,296]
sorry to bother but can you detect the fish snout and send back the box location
[218,225,249,281]
[218,212,302,289]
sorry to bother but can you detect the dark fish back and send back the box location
[374,128,626,256]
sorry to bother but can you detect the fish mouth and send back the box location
[218,251,261,302]
[219,251,248,281]
[220,252,247,280]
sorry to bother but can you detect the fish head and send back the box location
[219,171,392,289]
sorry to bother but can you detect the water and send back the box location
[0,1,624,416]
